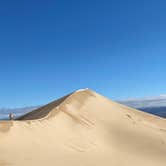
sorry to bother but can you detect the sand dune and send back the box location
[0,89,166,166]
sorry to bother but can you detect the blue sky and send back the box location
[0,0,166,107]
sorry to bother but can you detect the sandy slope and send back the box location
[0,89,166,166]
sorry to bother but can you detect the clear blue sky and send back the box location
[0,0,166,107]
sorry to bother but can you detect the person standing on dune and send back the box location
[9,113,14,120]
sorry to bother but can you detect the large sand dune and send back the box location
[0,89,166,166]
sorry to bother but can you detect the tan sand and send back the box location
[0,89,166,166]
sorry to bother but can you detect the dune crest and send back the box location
[0,89,166,166]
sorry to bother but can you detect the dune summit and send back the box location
[0,89,166,166]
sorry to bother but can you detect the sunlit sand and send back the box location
[0,89,166,166]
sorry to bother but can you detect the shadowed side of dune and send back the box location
[17,93,72,120]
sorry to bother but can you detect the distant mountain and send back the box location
[118,95,166,118]
[0,106,39,120]
[1,95,166,120]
